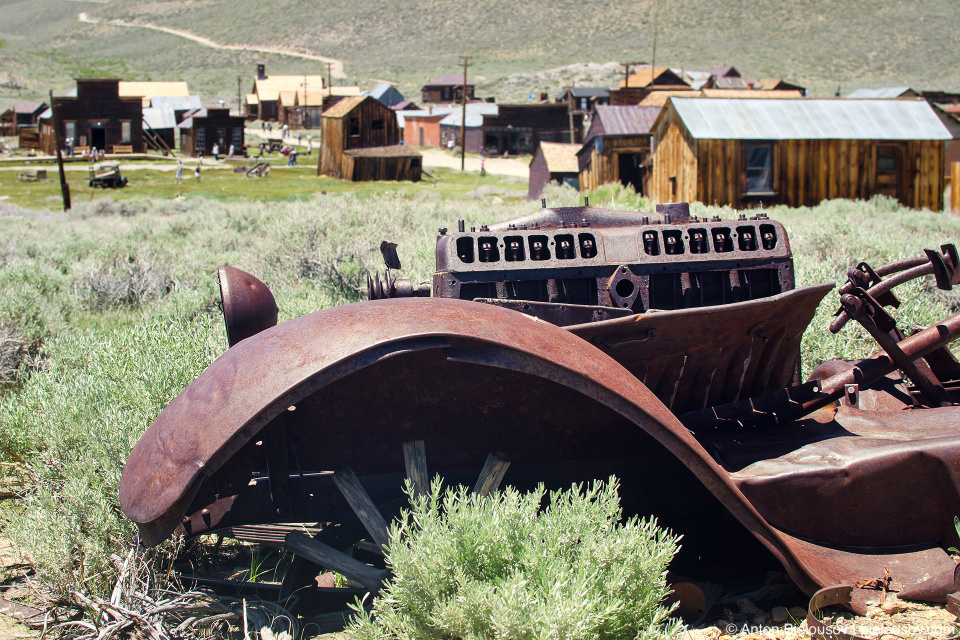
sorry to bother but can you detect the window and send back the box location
[121,121,131,143]
[232,127,243,146]
[349,116,360,136]
[196,128,206,150]
[744,143,773,194]
[442,87,452,101]
[64,121,76,141]
[372,118,384,131]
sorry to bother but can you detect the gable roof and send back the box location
[150,95,203,110]
[593,105,662,136]
[439,103,498,127]
[666,97,952,141]
[13,101,46,114]
[322,95,369,118]
[638,90,700,107]
[713,65,740,78]
[555,87,610,100]
[254,75,326,102]
[424,73,473,87]
[537,142,580,173]
[119,81,190,106]
[620,68,689,89]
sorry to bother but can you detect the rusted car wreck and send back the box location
[120,202,960,629]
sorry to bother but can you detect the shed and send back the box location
[178,108,246,157]
[402,111,447,147]
[439,103,497,153]
[421,73,475,104]
[318,96,420,181]
[577,105,661,195]
[39,78,144,155]
[481,104,581,156]
[528,142,580,200]
[651,97,951,210]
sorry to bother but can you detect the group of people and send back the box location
[174,159,203,185]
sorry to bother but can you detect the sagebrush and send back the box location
[350,477,682,640]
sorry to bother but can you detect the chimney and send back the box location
[257,63,266,80]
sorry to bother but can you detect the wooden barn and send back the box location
[482,104,582,156]
[421,74,475,104]
[178,108,246,157]
[318,96,421,181]
[39,78,144,155]
[651,97,952,210]
[528,142,580,200]
[577,105,661,195]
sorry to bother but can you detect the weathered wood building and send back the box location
[318,96,421,181]
[482,104,581,156]
[421,74,475,104]
[39,78,144,155]
[528,142,580,200]
[651,97,952,210]
[609,67,691,106]
[248,63,326,121]
[555,87,610,117]
[178,108,246,157]
[577,105,661,195]
[0,102,47,134]
[439,103,498,153]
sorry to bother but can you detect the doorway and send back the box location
[90,124,105,150]
[618,153,646,195]
[876,145,902,202]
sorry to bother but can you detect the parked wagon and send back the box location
[88,163,128,188]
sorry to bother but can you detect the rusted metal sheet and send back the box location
[218,265,278,347]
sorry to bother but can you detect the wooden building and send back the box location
[577,105,661,195]
[369,82,405,108]
[555,87,610,117]
[651,97,951,210]
[118,81,190,107]
[178,108,246,157]
[421,73,475,104]
[481,104,582,156]
[439,103,497,153]
[528,142,580,200]
[318,96,421,181]
[0,102,47,134]
[39,78,144,155]
[609,67,691,106]
[249,63,326,121]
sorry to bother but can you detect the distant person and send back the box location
[282,123,289,139]
[267,122,272,134]
[228,143,235,157]
[306,138,312,155]
[195,161,201,182]
[261,122,265,132]
[212,143,219,161]
[175,160,183,184]
[90,146,98,162]
[287,150,297,166]
[297,131,302,144]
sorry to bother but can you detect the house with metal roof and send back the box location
[555,87,610,117]
[438,103,498,153]
[528,142,580,200]
[368,82,405,108]
[421,73,475,104]
[249,63,326,121]
[847,87,918,99]
[651,97,952,210]
[577,105,661,195]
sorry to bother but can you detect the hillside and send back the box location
[1,0,959,109]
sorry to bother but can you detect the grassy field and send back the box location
[0,181,959,633]
[2,0,959,110]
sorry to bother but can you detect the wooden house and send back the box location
[39,78,144,155]
[555,87,610,117]
[249,63,326,121]
[609,67,691,106]
[318,96,421,181]
[438,103,497,153]
[118,81,190,107]
[481,104,582,156]
[577,105,661,195]
[651,97,951,210]
[421,74,475,104]
[178,108,246,157]
[1,102,47,133]
[528,142,580,200]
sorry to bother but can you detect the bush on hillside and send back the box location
[350,477,682,640]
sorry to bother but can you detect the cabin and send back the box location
[577,105,661,195]
[555,87,610,117]
[178,108,246,157]
[481,104,582,156]
[609,67,691,106]
[249,63,326,121]
[318,96,421,181]
[438,103,498,153]
[421,74,475,104]
[528,142,580,200]
[0,102,47,134]
[39,78,144,155]
[651,97,951,210]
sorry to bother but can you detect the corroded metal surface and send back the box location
[218,265,278,347]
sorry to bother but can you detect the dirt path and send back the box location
[77,13,345,77]
[417,148,529,178]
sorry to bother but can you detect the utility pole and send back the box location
[460,55,469,171]
[621,61,646,90]
[651,0,661,87]
[326,62,332,91]
[49,90,70,212]
[237,75,242,117]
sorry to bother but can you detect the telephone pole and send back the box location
[237,75,242,117]
[651,0,661,86]
[460,55,469,171]
[49,90,70,212]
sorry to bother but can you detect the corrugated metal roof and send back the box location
[150,95,203,110]
[143,107,178,130]
[439,103,498,128]
[13,101,45,114]
[537,142,580,173]
[669,97,952,140]
[594,105,662,136]
[555,87,609,100]
[847,87,915,99]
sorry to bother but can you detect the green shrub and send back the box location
[350,477,682,640]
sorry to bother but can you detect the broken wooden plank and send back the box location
[402,440,428,499]
[285,531,388,593]
[332,466,391,553]
[472,453,510,497]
